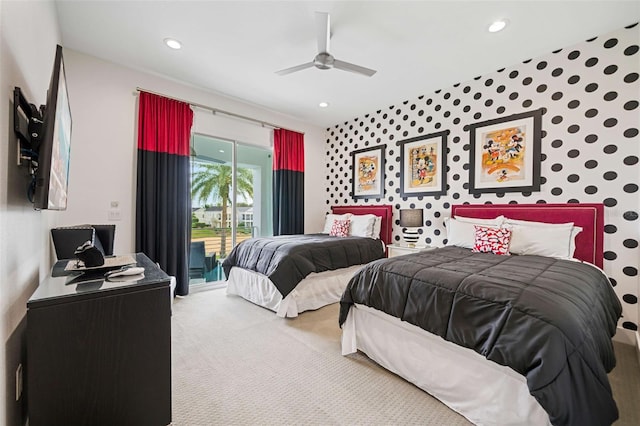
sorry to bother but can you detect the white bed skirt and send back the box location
[342,304,551,426]
[226,265,363,318]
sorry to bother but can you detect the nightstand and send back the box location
[387,244,435,258]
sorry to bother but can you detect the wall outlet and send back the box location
[15,363,22,401]
[108,209,121,221]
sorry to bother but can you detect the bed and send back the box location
[340,203,622,426]
[224,205,393,317]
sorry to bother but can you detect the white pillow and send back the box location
[505,219,582,259]
[568,226,583,258]
[445,216,504,249]
[322,213,352,234]
[349,214,377,238]
[454,215,505,226]
[503,218,573,228]
[371,216,382,239]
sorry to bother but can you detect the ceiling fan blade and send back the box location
[333,59,377,77]
[191,146,226,164]
[316,12,330,53]
[192,154,225,164]
[275,62,314,76]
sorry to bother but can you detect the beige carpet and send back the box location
[171,288,640,425]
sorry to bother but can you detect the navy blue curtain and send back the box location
[136,92,193,296]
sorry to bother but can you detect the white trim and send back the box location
[612,327,637,346]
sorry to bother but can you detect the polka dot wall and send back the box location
[324,24,639,332]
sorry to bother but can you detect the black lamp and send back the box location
[399,209,423,247]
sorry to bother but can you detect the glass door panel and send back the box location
[189,134,273,285]
[234,143,273,247]
[190,135,233,284]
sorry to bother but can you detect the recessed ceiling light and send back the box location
[164,38,182,49]
[319,102,329,108]
[488,20,508,33]
[219,149,225,153]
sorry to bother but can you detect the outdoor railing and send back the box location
[191,227,253,258]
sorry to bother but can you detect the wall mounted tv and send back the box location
[13,44,72,210]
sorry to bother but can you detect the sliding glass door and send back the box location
[190,134,272,284]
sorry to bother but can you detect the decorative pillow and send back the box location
[444,216,502,249]
[472,225,512,256]
[349,214,378,238]
[329,219,351,237]
[322,213,352,234]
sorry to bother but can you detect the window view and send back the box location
[189,134,272,286]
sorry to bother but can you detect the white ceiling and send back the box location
[55,1,640,128]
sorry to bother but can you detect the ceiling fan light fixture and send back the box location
[319,102,329,108]
[164,38,182,49]
[488,19,508,33]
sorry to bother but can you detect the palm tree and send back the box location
[191,163,253,256]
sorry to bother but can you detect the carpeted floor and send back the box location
[171,288,640,425]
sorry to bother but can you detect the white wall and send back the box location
[60,49,326,254]
[1,10,324,423]
[0,2,61,424]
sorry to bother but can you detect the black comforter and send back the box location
[222,234,384,298]
[339,246,622,426]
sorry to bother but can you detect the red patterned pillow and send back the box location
[472,225,512,256]
[329,219,351,237]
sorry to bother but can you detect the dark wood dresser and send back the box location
[26,252,171,426]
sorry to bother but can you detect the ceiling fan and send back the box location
[190,146,225,164]
[276,12,377,77]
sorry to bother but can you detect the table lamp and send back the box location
[399,209,423,247]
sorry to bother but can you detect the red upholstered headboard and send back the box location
[451,203,604,268]
[331,205,393,247]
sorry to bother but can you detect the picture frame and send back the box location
[468,109,542,194]
[351,145,385,199]
[397,131,449,198]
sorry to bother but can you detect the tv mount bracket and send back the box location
[13,87,45,166]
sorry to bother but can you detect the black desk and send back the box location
[27,253,171,426]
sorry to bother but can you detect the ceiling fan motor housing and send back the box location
[314,52,334,70]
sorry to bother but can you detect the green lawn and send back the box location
[191,227,251,238]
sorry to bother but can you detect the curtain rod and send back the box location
[135,87,304,135]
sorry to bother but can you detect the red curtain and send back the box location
[137,93,192,155]
[273,129,304,235]
[136,92,193,296]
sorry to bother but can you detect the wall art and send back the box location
[351,145,385,199]
[468,109,542,194]
[398,131,448,197]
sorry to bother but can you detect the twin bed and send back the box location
[223,203,622,425]
[224,205,392,317]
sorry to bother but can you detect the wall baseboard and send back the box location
[611,328,640,369]
[636,331,640,369]
[612,327,637,346]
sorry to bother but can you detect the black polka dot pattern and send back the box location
[324,25,639,331]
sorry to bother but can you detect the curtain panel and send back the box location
[273,129,305,235]
[136,91,193,296]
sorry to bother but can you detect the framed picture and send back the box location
[468,109,542,194]
[351,145,385,199]
[397,131,449,197]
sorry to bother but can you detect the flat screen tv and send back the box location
[34,44,72,210]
